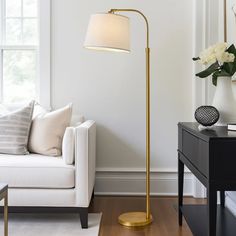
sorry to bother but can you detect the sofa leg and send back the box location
[91,188,95,200]
[79,207,88,229]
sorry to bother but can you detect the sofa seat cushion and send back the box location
[0,154,75,189]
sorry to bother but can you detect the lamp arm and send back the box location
[224,0,227,42]
[108,9,150,48]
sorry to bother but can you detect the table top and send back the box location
[0,184,8,195]
[178,122,236,141]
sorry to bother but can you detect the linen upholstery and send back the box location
[0,154,75,188]
[75,120,96,207]
[62,127,75,165]
[28,104,72,156]
[0,101,34,155]
[2,188,76,207]
[0,120,96,208]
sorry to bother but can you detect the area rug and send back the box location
[0,213,102,236]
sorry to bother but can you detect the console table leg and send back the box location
[220,191,225,208]
[178,156,184,226]
[207,187,217,236]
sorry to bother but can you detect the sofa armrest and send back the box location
[74,120,96,207]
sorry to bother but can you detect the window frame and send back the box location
[38,0,51,109]
[0,0,51,109]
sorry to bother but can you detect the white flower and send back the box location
[198,42,234,65]
[216,52,235,63]
[199,49,217,65]
[214,42,228,53]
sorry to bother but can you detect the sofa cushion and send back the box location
[0,154,75,188]
[28,104,73,156]
[0,101,34,155]
[62,127,75,165]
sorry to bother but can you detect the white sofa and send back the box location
[0,117,96,229]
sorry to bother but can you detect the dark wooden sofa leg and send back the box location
[91,188,95,201]
[79,207,88,229]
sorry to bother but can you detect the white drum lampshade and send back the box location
[84,13,130,52]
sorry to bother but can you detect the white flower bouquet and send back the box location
[193,42,236,85]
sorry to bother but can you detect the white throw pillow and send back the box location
[62,127,75,164]
[0,101,34,155]
[28,104,73,156]
[33,102,49,118]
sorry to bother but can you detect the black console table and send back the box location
[178,122,236,236]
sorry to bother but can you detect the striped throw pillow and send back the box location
[0,101,34,155]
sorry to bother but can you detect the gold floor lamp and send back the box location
[84,9,152,227]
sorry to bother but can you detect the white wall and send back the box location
[51,0,194,195]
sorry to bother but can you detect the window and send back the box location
[0,0,50,107]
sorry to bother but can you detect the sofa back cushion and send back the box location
[28,104,72,156]
[62,127,75,164]
[0,101,34,155]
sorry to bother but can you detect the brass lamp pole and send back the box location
[108,9,152,227]
[84,8,152,227]
[224,0,227,42]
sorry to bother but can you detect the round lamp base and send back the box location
[118,212,153,227]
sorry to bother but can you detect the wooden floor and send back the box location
[89,196,205,236]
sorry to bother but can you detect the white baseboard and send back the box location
[95,168,193,196]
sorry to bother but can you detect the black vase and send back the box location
[195,106,219,126]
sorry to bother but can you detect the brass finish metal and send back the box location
[108,9,149,48]
[118,212,152,227]
[4,190,8,236]
[108,8,152,227]
[224,0,227,42]
[146,47,151,220]
[0,187,8,236]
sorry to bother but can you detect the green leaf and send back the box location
[218,70,231,77]
[222,63,235,75]
[196,62,219,78]
[223,44,236,76]
[212,73,218,86]
[212,70,231,86]
[226,44,236,55]
[222,62,236,76]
